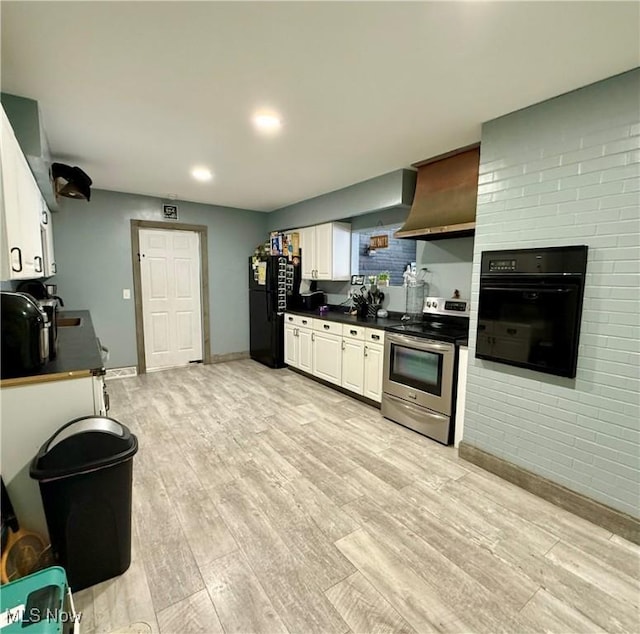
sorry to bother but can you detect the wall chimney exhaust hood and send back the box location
[395,144,480,240]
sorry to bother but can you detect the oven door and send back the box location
[383,333,455,415]
[476,276,584,377]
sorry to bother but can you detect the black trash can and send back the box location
[30,416,138,591]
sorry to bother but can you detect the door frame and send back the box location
[130,219,211,374]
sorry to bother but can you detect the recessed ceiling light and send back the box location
[191,167,213,182]
[252,112,282,133]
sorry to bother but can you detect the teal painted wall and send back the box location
[268,169,415,231]
[50,189,267,368]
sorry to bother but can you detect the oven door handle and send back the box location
[481,286,574,293]
[387,333,453,353]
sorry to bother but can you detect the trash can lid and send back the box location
[30,416,138,482]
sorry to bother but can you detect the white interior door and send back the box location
[140,228,203,371]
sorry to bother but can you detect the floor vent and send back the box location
[105,367,138,380]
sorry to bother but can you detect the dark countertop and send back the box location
[285,307,469,346]
[0,310,104,387]
[50,310,104,375]
[285,307,405,331]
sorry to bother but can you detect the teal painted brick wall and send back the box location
[464,69,640,517]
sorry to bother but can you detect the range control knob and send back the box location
[433,302,438,309]
[426,301,431,308]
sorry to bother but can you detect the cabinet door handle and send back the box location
[34,256,43,273]
[311,332,315,341]
[364,345,368,357]
[42,210,48,224]
[52,262,57,274]
[341,340,345,350]
[10,247,22,272]
[371,334,380,341]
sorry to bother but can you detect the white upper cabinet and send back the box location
[299,222,351,281]
[1,106,47,280]
[299,226,316,280]
[40,199,56,277]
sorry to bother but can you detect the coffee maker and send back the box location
[15,281,64,360]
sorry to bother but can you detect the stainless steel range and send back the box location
[382,297,469,444]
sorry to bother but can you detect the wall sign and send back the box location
[163,204,178,219]
[370,234,389,249]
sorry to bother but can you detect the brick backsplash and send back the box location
[465,69,640,517]
[358,225,417,285]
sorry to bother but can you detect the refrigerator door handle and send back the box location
[266,290,273,322]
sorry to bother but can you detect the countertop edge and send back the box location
[0,369,93,388]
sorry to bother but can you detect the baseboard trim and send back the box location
[105,366,138,380]
[458,442,640,545]
[211,351,250,364]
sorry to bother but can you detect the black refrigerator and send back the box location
[249,256,301,368]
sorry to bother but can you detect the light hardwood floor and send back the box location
[73,360,640,634]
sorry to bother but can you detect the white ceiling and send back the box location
[2,1,638,212]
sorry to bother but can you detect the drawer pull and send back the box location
[350,329,357,335]
[302,319,308,325]
[288,316,293,321]
[10,247,22,272]
[371,334,380,340]
[324,324,330,330]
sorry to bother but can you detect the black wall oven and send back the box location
[476,245,588,378]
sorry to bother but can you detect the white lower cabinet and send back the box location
[284,319,313,373]
[312,330,342,385]
[1,376,103,539]
[284,323,299,366]
[363,342,384,402]
[298,327,313,373]
[341,338,364,394]
[284,314,386,403]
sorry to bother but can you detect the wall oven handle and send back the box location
[481,286,574,293]
[387,333,454,354]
